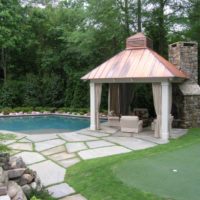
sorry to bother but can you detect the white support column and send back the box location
[161,81,169,140]
[90,82,96,130]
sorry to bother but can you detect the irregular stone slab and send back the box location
[103,136,156,150]
[18,138,31,143]
[41,145,66,156]
[60,194,87,200]
[0,195,11,200]
[100,126,119,134]
[78,146,131,160]
[8,143,32,151]
[7,168,26,179]
[113,132,133,137]
[86,140,114,149]
[66,142,87,153]
[47,183,75,198]
[58,158,80,168]
[1,140,16,145]
[78,131,109,137]
[10,150,20,156]
[26,134,57,142]
[48,152,76,161]
[29,160,65,186]
[14,152,45,165]
[35,139,65,152]
[133,134,168,144]
[60,132,97,142]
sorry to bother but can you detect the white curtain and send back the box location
[95,83,102,130]
[108,84,120,115]
[152,83,162,138]
[168,83,172,135]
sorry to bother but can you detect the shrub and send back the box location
[22,107,34,113]
[26,188,56,200]
[24,74,42,107]
[0,82,19,108]
[13,107,23,112]
[42,74,65,108]
[46,107,57,113]
[30,196,41,200]
[2,107,13,115]
[35,107,45,112]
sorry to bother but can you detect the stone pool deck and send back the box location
[0,124,187,199]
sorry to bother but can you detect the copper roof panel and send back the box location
[125,49,145,78]
[81,33,189,80]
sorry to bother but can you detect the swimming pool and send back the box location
[0,115,90,132]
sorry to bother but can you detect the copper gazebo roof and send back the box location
[81,33,189,80]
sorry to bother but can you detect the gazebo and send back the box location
[81,33,188,141]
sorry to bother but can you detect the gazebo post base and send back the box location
[161,81,170,140]
[90,82,97,130]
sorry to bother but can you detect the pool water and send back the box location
[0,116,90,132]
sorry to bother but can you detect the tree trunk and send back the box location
[1,47,7,83]
[124,0,130,36]
[158,0,165,56]
[137,0,142,32]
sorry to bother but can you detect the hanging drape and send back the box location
[95,83,102,130]
[120,83,135,115]
[152,83,162,138]
[108,84,120,116]
[168,83,172,135]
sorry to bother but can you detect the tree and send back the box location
[0,0,23,83]
[143,0,189,56]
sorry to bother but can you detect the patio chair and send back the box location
[151,114,174,136]
[108,116,120,127]
[120,116,143,133]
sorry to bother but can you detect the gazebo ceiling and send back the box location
[81,33,189,80]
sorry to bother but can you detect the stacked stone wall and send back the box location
[169,42,198,83]
[169,41,200,128]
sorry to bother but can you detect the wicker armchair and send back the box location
[120,116,143,133]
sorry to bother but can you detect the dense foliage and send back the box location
[0,0,199,115]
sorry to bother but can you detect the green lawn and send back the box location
[66,128,200,200]
[0,133,16,152]
[116,143,200,200]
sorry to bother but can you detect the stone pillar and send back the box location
[161,81,169,140]
[90,82,96,130]
[169,41,200,128]
[169,42,198,83]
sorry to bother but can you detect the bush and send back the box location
[2,107,13,115]
[26,188,56,200]
[42,74,65,107]
[30,196,41,200]
[0,82,19,108]
[24,74,42,107]
[46,107,57,113]
[35,107,45,112]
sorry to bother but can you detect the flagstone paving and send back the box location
[60,194,87,200]
[48,152,76,161]
[66,142,87,153]
[41,145,66,156]
[35,139,65,151]
[58,158,81,168]
[86,140,114,148]
[8,142,33,151]
[15,152,45,165]
[59,132,97,142]
[47,183,75,198]
[29,160,66,186]
[1,126,174,199]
